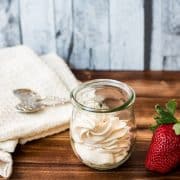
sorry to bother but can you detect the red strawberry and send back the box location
[145,124,180,173]
[145,100,180,173]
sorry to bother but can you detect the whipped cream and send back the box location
[71,110,131,166]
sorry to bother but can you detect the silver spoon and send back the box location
[13,89,69,113]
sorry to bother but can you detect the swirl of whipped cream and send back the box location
[71,111,131,166]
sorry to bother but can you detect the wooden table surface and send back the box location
[7,71,180,179]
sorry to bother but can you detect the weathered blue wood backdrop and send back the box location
[0,0,179,70]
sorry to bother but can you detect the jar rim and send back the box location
[70,79,136,113]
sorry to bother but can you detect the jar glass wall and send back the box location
[70,79,136,170]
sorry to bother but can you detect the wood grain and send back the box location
[73,70,180,98]
[0,1,180,70]
[151,0,180,70]
[161,0,180,71]
[69,0,110,69]
[4,71,179,180]
[54,0,73,62]
[150,0,162,70]
[110,0,144,70]
[19,0,56,54]
[0,0,20,47]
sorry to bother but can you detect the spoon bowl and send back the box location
[13,88,69,113]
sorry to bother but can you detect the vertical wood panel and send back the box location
[0,0,20,47]
[0,0,179,71]
[163,56,180,70]
[166,0,180,34]
[151,0,180,71]
[110,0,144,70]
[162,34,180,56]
[19,0,56,55]
[162,0,180,70]
[70,0,110,69]
[150,0,162,70]
[54,0,72,62]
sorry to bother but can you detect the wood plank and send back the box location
[135,97,180,128]
[1,71,179,179]
[73,70,180,81]
[109,0,144,70]
[69,0,110,69]
[161,0,180,71]
[0,0,21,47]
[11,166,180,180]
[150,0,163,70]
[10,129,179,179]
[165,0,180,35]
[163,56,180,71]
[73,70,180,98]
[54,0,73,62]
[163,34,180,56]
[150,0,180,70]
[13,130,151,165]
[160,0,180,70]
[19,0,56,55]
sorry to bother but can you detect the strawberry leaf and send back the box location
[151,100,179,132]
[173,122,180,135]
[166,99,176,115]
[149,124,158,131]
[154,104,177,124]
[150,100,178,131]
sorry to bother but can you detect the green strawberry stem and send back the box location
[150,99,180,135]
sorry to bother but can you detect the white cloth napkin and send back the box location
[0,46,79,178]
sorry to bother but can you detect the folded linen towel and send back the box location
[42,53,79,92]
[0,46,79,178]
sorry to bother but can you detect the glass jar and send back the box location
[70,79,136,170]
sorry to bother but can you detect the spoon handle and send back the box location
[38,96,69,106]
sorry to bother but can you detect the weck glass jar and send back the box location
[70,79,136,170]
